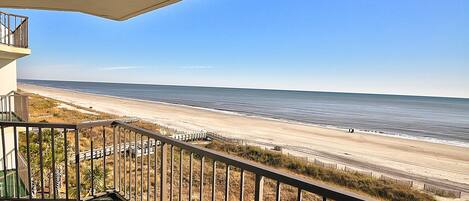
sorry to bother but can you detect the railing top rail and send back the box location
[0,121,77,129]
[1,93,28,98]
[3,90,17,96]
[0,11,28,19]
[114,121,373,201]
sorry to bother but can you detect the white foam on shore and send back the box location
[358,130,469,148]
[20,83,469,148]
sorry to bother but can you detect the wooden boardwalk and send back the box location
[78,132,209,161]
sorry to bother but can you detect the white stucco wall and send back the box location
[0,59,17,95]
[0,59,18,170]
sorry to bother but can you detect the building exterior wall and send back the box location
[0,59,18,170]
[0,59,17,95]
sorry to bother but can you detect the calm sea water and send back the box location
[20,79,469,147]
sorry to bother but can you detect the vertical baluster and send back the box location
[239,170,244,201]
[127,131,133,200]
[14,16,16,45]
[212,161,216,201]
[200,156,205,201]
[2,15,5,45]
[254,175,264,201]
[1,126,7,198]
[147,136,150,201]
[135,132,138,201]
[75,129,81,200]
[117,127,121,192]
[188,153,193,201]
[13,16,16,45]
[1,15,3,45]
[123,129,127,197]
[7,15,10,45]
[160,143,168,201]
[51,128,57,199]
[91,135,95,196]
[130,131,133,200]
[170,145,174,200]
[154,139,158,201]
[103,127,107,190]
[297,188,302,201]
[225,165,230,201]
[140,134,143,201]
[26,18,28,47]
[179,149,183,201]
[13,126,19,198]
[129,131,133,200]
[26,127,32,199]
[64,128,69,200]
[127,131,131,199]
[8,95,11,121]
[113,126,116,191]
[275,181,281,201]
[39,128,44,199]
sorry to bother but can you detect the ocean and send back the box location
[20,79,469,147]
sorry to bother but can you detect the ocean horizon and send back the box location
[19,79,469,147]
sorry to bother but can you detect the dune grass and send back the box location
[206,141,436,201]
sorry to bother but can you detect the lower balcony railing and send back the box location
[0,120,371,201]
[0,11,29,48]
[0,91,29,122]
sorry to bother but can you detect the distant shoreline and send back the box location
[19,79,469,100]
[19,83,469,192]
[18,80,469,148]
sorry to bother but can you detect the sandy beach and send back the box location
[19,83,469,194]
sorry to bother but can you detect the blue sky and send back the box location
[9,0,469,98]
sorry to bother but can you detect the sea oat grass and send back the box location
[206,141,436,201]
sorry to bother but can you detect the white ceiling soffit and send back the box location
[0,0,181,21]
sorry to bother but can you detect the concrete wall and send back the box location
[0,59,17,95]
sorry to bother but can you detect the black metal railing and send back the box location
[0,120,372,201]
[0,91,29,122]
[0,11,28,48]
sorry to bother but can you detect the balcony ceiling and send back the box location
[0,0,181,21]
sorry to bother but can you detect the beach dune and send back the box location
[19,83,469,193]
